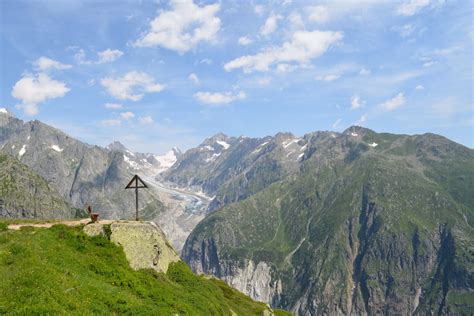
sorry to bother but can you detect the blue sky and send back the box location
[0,0,472,153]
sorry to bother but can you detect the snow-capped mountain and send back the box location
[106,141,181,175]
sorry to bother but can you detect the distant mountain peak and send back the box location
[106,141,127,152]
[343,125,373,135]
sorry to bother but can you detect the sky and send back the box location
[0,0,472,153]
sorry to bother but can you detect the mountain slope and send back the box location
[0,222,290,315]
[0,153,77,219]
[0,110,165,219]
[162,132,306,210]
[182,127,474,315]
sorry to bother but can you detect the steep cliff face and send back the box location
[182,127,474,315]
[0,153,77,219]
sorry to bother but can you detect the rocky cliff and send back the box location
[182,127,474,315]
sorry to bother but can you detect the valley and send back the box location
[1,110,473,315]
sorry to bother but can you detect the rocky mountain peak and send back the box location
[343,125,373,137]
[106,141,128,152]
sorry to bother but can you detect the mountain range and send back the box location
[1,109,473,315]
[179,126,474,315]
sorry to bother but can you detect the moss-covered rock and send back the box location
[84,221,180,273]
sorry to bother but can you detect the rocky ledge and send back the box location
[84,221,180,273]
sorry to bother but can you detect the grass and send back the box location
[0,223,290,315]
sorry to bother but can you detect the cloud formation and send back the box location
[120,111,135,120]
[134,0,221,53]
[75,48,123,64]
[139,116,154,125]
[97,49,123,64]
[194,90,246,105]
[260,14,282,36]
[12,73,70,115]
[34,57,72,71]
[224,30,342,73]
[101,71,165,101]
[379,92,405,111]
[316,74,340,81]
[396,0,430,16]
[350,95,364,109]
[104,103,123,109]
[188,73,200,84]
[238,36,253,46]
[308,6,329,23]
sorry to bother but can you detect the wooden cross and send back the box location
[125,175,148,221]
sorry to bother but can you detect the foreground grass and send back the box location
[0,223,290,315]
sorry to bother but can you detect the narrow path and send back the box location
[7,219,116,230]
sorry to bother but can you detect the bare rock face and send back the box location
[84,221,180,273]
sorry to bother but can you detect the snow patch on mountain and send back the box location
[216,140,230,150]
[252,141,269,154]
[123,154,139,169]
[283,138,301,148]
[154,149,179,170]
[18,145,26,158]
[201,145,214,151]
[205,152,221,163]
[51,145,63,152]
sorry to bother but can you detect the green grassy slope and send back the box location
[0,223,290,315]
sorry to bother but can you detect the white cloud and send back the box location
[224,30,343,73]
[74,49,89,64]
[104,103,123,109]
[396,0,430,16]
[101,119,122,126]
[120,111,135,120]
[134,0,221,53]
[359,68,371,75]
[97,49,123,64]
[422,60,437,67]
[308,5,329,23]
[275,63,297,73]
[350,95,364,109]
[188,73,200,84]
[332,118,342,129]
[238,36,253,46]
[260,14,282,36]
[415,85,424,90]
[34,57,72,71]
[254,5,265,16]
[75,48,123,64]
[101,71,165,101]
[199,58,212,65]
[379,92,405,111]
[287,12,304,29]
[316,74,340,82]
[12,73,70,116]
[194,90,246,105]
[139,116,154,125]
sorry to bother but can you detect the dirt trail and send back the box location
[7,219,116,230]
